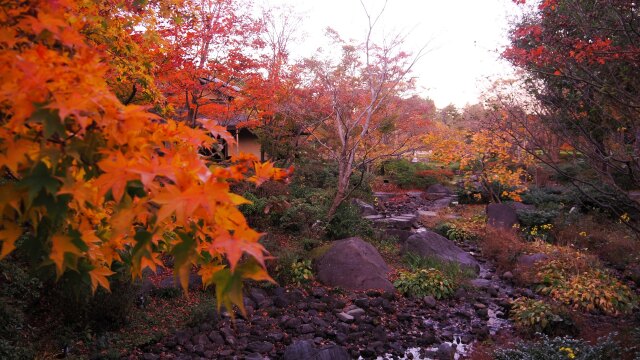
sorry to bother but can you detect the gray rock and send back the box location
[431,197,454,209]
[401,231,480,274]
[427,184,453,195]
[486,203,518,230]
[346,308,365,317]
[337,312,354,322]
[299,324,315,334]
[352,199,378,216]
[372,214,418,230]
[510,201,535,212]
[502,271,514,281]
[418,210,438,217]
[517,253,548,268]
[436,343,455,360]
[470,278,491,289]
[157,273,202,290]
[283,340,350,360]
[247,341,274,353]
[424,184,454,200]
[283,340,317,360]
[316,237,394,291]
[423,295,437,308]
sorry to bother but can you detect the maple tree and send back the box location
[302,4,427,218]
[154,0,266,127]
[424,115,534,203]
[501,0,640,227]
[0,0,289,313]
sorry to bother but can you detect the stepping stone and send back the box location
[418,210,438,217]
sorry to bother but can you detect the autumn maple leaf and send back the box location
[50,234,82,276]
[89,266,115,293]
[0,223,22,259]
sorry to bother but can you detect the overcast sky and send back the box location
[264,0,522,108]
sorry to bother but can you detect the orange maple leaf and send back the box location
[50,234,82,276]
[89,266,115,293]
[0,223,22,259]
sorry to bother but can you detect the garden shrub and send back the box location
[416,168,455,185]
[517,209,559,229]
[494,333,620,360]
[510,297,564,333]
[301,237,322,251]
[273,248,306,285]
[433,222,477,242]
[394,268,456,299]
[403,253,476,284]
[521,187,571,210]
[381,159,433,189]
[289,260,314,286]
[536,266,638,315]
[326,203,374,240]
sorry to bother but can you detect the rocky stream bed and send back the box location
[133,187,534,360]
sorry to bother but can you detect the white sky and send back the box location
[263,0,522,108]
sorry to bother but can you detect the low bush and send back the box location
[479,228,528,271]
[434,222,477,242]
[416,168,455,184]
[494,333,620,360]
[394,268,456,299]
[520,187,571,210]
[517,209,559,229]
[289,260,314,286]
[403,253,476,284]
[381,159,433,189]
[510,297,564,334]
[326,203,374,240]
[535,264,638,315]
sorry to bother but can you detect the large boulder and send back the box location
[371,213,417,230]
[352,198,378,217]
[424,184,453,200]
[402,231,480,274]
[486,203,518,230]
[316,237,394,291]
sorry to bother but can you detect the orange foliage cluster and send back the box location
[0,0,288,312]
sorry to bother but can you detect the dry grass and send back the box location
[553,214,640,269]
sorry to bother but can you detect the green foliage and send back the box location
[186,298,218,327]
[272,249,303,285]
[150,286,182,299]
[326,203,374,240]
[433,222,476,242]
[369,235,398,256]
[279,199,327,233]
[494,334,620,360]
[521,187,571,210]
[301,237,322,251]
[517,209,559,228]
[381,159,434,189]
[290,260,314,286]
[456,188,488,204]
[394,268,456,299]
[510,297,563,333]
[403,253,476,284]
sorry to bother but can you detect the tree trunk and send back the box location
[327,157,352,220]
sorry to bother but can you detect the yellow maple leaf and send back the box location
[50,234,82,276]
[0,223,22,259]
